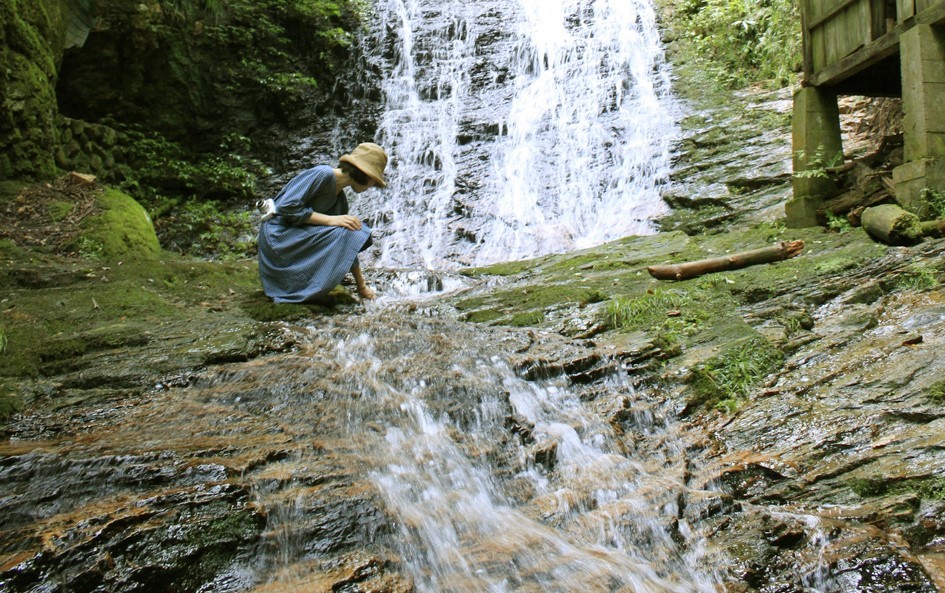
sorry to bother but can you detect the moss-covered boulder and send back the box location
[79,187,161,260]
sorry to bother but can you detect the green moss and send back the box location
[927,381,945,404]
[0,0,63,180]
[814,257,859,275]
[455,282,611,327]
[462,259,537,278]
[851,476,945,501]
[890,265,940,292]
[685,336,784,414]
[509,310,545,327]
[0,276,179,378]
[462,309,506,324]
[77,188,161,260]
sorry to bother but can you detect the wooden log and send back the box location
[820,189,888,219]
[647,241,806,281]
[861,203,923,245]
[919,219,945,238]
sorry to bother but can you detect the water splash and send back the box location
[321,317,719,593]
[362,0,677,269]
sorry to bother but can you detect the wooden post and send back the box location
[801,0,815,78]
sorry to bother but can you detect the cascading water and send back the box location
[238,312,721,592]
[360,0,677,269]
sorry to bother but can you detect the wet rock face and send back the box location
[4,232,945,592]
[0,351,400,591]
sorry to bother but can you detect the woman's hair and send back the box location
[339,161,370,185]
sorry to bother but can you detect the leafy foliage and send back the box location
[156,199,257,260]
[120,131,265,203]
[104,128,267,259]
[196,0,361,111]
[606,289,689,330]
[661,0,801,88]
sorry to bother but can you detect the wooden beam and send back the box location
[808,29,900,86]
[801,0,815,76]
[924,0,945,24]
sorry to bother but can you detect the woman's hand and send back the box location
[329,215,362,230]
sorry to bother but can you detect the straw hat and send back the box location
[340,142,388,188]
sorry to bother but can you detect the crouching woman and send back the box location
[257,142,388,303]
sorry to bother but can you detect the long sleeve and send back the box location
[272,166,337,226]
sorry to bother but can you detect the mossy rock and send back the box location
[0,378,22,421]
[78,188,161,260]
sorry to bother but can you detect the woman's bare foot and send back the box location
[357,285,377,300]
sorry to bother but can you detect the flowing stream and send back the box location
[212,311,721,592]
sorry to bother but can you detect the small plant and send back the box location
[793,146,844,180]
[825,211,853,233]
[0,328,7,354]
[814,257,857,275]
[580,290,608,307]
[927,380,945,403]
[77,236,105,260]
[779,310,813,338]
[606,289,689,330]
[687,336,783,413]
[922,187,945,219]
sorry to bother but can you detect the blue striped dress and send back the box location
[257,165,373,303]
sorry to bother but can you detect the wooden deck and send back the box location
[801,0,945,94]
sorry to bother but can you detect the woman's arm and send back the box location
[306,211,362,230]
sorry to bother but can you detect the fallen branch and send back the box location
[647,240,805,281]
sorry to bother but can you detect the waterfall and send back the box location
[360,0,677,269]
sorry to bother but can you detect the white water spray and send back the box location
[321,321,720,593]
[363,0,677,269]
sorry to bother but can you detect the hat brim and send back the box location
[340,154,387,188]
